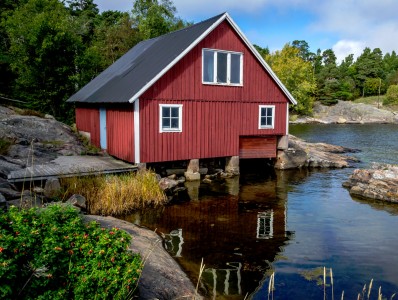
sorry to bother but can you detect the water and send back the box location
[123,124,398,299]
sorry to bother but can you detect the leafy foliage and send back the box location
[265,44,316,115]
[0,205,141,299]
[384,84,398,105]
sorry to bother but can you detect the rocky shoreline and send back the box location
[343,163,398,203]
[292,101,398,124]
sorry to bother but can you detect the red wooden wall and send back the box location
[75,107,100,148]
[106,108,135,162]
[139,20,289,163]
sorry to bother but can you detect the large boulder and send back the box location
[83,215,201,300]
[275,135,359,169]
[343,163,398,202]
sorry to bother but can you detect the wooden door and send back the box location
[239,136,277,159]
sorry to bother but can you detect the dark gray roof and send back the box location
[67,13,225,103]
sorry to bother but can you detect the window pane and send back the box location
[162,107,170,117]
[203,50,214,82]
[266,116,272,125]
[261,117,266,126]
[171,118,179,128]
[261,107,266,117]
[162,118,170,128]
[230,53,241,84]
[217,52,227,83]
[266,107,273,116]
[171,107,179,118]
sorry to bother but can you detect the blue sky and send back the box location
[94,0,398,63]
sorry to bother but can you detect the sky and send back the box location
[94,0,398,63]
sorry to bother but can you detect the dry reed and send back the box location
[59,170,167,215]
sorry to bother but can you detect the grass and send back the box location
[0,137,14,155]
[13,107,45,118]
[59,170,167,215]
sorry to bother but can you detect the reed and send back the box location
[59,170,167,215]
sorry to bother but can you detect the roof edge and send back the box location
[129,13,228,103]
[223,13,297,105]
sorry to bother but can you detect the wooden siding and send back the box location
[75,107,100,148]
[138,20,289,163]
[239,136,277,159]
[106,108,135,162]
[140,100,286,163]
[141,20,289,104]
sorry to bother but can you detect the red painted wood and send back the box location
[106,108,135,162]
[239,136,277,158]
[75,107,100,148]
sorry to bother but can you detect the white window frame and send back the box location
[258,105,275,129]
[256,211,274,239]
[202,48,243,86]
[159,104,183,133]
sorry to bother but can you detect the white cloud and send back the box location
[332,40,365,63]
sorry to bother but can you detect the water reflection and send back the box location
[123,168,293,298]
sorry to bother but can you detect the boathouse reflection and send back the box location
[124,170,294,298]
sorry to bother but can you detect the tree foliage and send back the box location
[265,44,316,115]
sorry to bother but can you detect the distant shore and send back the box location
[291,100,398,124]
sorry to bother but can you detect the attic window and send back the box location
[159,104,182,133]
[203,49,243,85]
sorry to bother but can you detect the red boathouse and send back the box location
[68,13,296,168]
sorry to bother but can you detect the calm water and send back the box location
[124,124,398,299]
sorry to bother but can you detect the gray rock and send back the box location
[292,101,398,124]
[44,178,61,198]
[343,163,398,202]
[7,194,46,208]
[167,174,177,180]
[159,178,178,191]
[184,171,201,181]
[0,187,22,200]
[275,135,359,169]
[65,194,87,210]
[83,215,201,300]
[186,159,200,173]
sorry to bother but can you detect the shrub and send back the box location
[384,84,398,105]
[0,205,141,299]
[0,138,13,155]
[59,170,167,215]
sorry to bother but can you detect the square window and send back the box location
[259,105,275,129]
[160,104,182,132]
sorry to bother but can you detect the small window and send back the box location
[160,104,182,132]
[259,105,275,129]
[203,49,243,85]
[256,211,274,239]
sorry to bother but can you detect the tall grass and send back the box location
[59,170,167,215]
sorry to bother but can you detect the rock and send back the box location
[292,101,398,124]
[187,159,199,173]
[33,186,44,194]
[0,193,6,211]
[176,176,185,184]
[7,194,46,208]
[225,156,240,176]
[0,187,23,200]
[275,135,359,169]
[83,215,201,300]
[203,178,212,184]
[159,177,178,191]
[343,163,398,202]
[167,174,177,180]
[65,194,87,210]
[0,177,16,190]
[44,178,61,198]
[184,171,201,181]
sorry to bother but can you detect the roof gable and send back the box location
[67,13,296,105]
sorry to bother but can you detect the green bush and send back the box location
[384,84,398,105]
[0,205,141,299]
[0,138,13,155]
